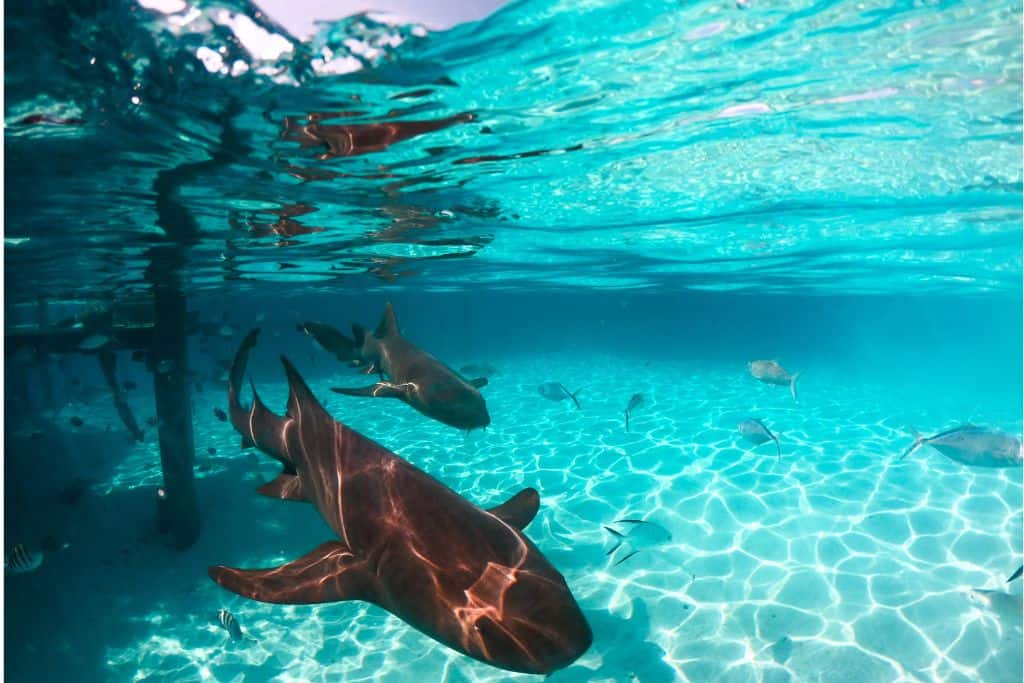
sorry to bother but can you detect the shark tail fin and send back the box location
[625,410,630,432]
[297,322,360,363]
[375,303,400,339]
[900,428,925,461]
[790,372,800,402]
[1007,565,1023,583]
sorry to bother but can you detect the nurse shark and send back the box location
[209,330,591,674]
[299,303,490,430]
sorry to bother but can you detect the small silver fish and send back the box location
[624,393,644,432]
[901,425,1023,468]
[738,418,781,459]
[603,519,672,566]
[218,608,249,641]
[78,334,110,351]
[157,359,176,374]
[538,382,581,409]
[219,325,237,338]
[748,360,800,401]
[5,544,43,574]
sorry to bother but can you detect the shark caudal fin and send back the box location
[1007,565,1023,583]
[772,434,781,460]
[789,373,800,402]
[228,330,292,468]
[625,410,630,432]
[375,303,400,339]
[900,428,925,461]
[229,329,261,405]
[487,488,540,530]
[296,321,360,363]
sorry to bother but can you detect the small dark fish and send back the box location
[218,608,250,641]
[279,262,299,270]
[1008,565,1023,583]
[207,447,216,455]
[213,408,227,422]
[5,544,42,574]
[123,380,137,391]
[624,393,644,432]
[131,350,147,362]
[538,382,582,409]
[30,430,45,441]
[69,416,84,427]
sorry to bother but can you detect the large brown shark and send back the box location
[209,330,591,674]
[299,303,491,430]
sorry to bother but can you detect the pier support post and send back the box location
[147,248,199,550]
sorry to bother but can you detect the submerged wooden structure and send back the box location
[6,291,200,550]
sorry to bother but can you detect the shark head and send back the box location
[419,381,491,430]
[459,562,593,674]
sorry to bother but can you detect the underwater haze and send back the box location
[4,0,1022,682]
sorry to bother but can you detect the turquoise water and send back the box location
[4,1,1023,682]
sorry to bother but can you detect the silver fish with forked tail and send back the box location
[901,425,1022,468]
[603,519,672,566]
[748,360,800,401]
[738,418,781,459]
[624,393,644,432]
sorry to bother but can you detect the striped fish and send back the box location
[218,609,248,641]
[5,544,43,574]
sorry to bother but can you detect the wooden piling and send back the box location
[147,250,199,550]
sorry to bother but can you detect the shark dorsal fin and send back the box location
[375,303,400,339]
[487,488,540,530]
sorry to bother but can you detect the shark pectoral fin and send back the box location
[487,487,540,530]
[469,377,488,389]
[257,473,307,502]
[209,542,372,605]
[330,383,409,399]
